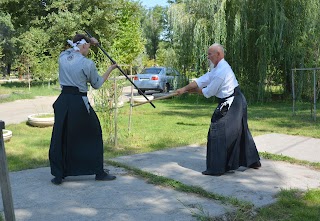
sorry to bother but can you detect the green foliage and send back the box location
[1,0,320,102]
[0,0,47,30]
[167,0,227,75]
[156,42,178,67]
[142,6,166,60]
[0,81,60,103]
[225,0,320,102]
[0,0,145,82]
[110,0,145,65]
[0,11,16,73]
[165,0,320,102]
[251,189,320,221]
[18,27,56,81]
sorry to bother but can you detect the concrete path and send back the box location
[1,138,320,221]
[0,86,151,125]
[254,133,320,163]
[111,145,320,208]
[1,95,320,220]
[4,166,232,221]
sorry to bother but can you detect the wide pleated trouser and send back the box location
[49,91,104,178]
[205,91,260,175]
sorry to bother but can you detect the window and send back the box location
[141,68,162,75]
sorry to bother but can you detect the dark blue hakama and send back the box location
[205,87,260,175]
[49,87,104,178]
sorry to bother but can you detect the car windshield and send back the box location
[141,68,162,75]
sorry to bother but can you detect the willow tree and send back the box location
[167,0,227,76]
[141,6,166,62]
[167,3,195,74]
[167,0,320,102]
[225,0,320,102]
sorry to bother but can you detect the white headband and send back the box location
[67,39,88,51]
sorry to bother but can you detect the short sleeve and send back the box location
[202,77,224,98]
[195,71,211,88]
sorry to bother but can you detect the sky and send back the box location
[139,0,169,8]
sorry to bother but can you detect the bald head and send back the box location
[209,43,225,56]
[207,43,225,67]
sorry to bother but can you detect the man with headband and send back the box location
[176,43,261,176]
[49,34,118,185]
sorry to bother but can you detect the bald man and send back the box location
[176,43,261,176]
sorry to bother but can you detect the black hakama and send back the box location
[205,87,260,175]
[49,87,104,179]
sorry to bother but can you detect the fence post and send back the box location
[313,69,317,121]
[113,78,118,147]
[128,72,134,135]
[0,121,16,221]
[292,69,295,116]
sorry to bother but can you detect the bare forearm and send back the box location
[176,81,201,95]
[188,87,203,94]
[185,81,198,91]
[102,68,113,82]
[102,64,118,82]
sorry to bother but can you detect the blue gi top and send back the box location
[58,48,104,112]
[59,48,104,92]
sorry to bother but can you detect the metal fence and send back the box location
[291,68,320,121]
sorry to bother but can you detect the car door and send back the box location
[166,68,180,90]
[165,68,175,88]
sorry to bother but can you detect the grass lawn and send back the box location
[0,81,60,103]
[2,93,320,220]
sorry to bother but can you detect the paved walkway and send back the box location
[0,96,57,125]
[254,133,320,163]
[0,95,320,220]
[0,86,144,125]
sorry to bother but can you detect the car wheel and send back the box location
[164,83,170,93]
[138,89,145,95]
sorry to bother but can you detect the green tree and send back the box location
[142,6,166,61]
[110,0,145,65]
[0,0,48,31]
[0,0,49,76]
[166,0,320,102]
[0,0,146,81]
[156,42,178,68]
[18,27,54,81]
[225,0,320,101]
[0,12,16,76]
[167,0,226,75]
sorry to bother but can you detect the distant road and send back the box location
[0,96,57,125]
[0,85,159,126]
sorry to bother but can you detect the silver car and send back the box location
[133,67,182,94]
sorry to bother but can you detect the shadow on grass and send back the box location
[176,122,208,126]
[148,136,187,150]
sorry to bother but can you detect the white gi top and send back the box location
[195,59,239,104]
[59,48,104,92]
[59,48,104,112]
